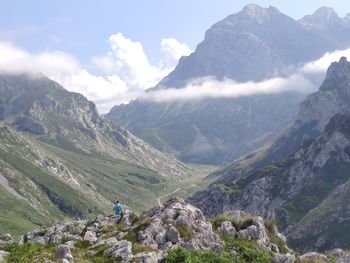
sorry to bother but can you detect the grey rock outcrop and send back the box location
[138,198,224,252]
[54,245,73,263]
[133,252,162,263]
[0,234,12,244]
[218,221,236,237]
[104,240,133,262]
[272,253,295,263]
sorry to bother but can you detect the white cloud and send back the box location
[92,33,192,91]
[0,35,192,113]
[301,48,350,74]
[160,38,192,69]
[161,38,192,60]
[139,47,350,103]
[140,74,315,103]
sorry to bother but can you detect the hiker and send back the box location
[113,200,124,224]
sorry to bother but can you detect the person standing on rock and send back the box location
[113,200,124,224]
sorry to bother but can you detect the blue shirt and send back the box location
[114,203,123,215]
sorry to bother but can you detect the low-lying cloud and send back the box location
[140,74,315,103]
[139,48,350,103]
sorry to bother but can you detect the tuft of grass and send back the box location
[264,220,277,235]
[173,209,181,220]
[132,244,156,254]
[100,223,125,234]
[176,225,193,241]
[129,212,140,226]
[75,240,91,249]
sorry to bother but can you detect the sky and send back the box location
[1,0,350,112]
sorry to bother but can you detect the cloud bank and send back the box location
[140,48,350,103]
[140,74,315,103]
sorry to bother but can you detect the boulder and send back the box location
[104,240,133,262]
[54,245,74,263]
[165,227,180,243]
[218,221,236,237]
[272,253,295,263]
[0,234,12,243]
[64,241,75,249]
[83,231,97,244]
[133,252,162,263]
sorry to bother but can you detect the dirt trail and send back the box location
[157,188,180,206]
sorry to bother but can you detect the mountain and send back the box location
[107,5,350,165]
[300,7,350,47]
[2,198,347,262]
[189,58,350,251]
[214,57,350,184]
[0,74,191,236]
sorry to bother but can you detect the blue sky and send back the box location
[1,0,349,63]
[0,0,349,112]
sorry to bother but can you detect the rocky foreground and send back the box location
[0,198,349,262]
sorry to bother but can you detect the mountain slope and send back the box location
[189,58,350,251]
[0,74,191,236]
[107,5,350,165]
[214,57,350,183]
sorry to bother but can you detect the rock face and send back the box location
[190,58,350,251]
[107,5,350,165]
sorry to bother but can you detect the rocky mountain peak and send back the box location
[240,4,280,22]
[320,56,350,91]
[313,6,339,21]
[300,7,343,29]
